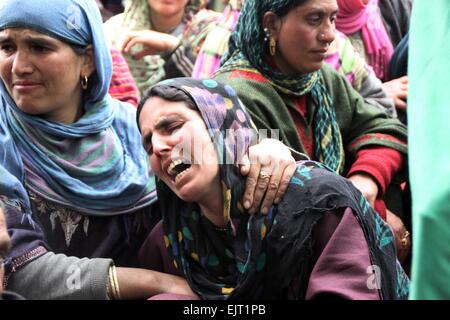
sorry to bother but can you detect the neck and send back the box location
[198,179,225,228]
[45,92,83,124]
[149,10,185,33]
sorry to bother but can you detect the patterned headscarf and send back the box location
[142,78,409,300]
[221,0,345,173]
[0,0,156,215]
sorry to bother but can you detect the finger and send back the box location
[395,98,407,111]
[243,155,260,211]
[249,166,271,214]
[274,162,296,204]
[399,76,408,84]
[239,154,250,177]
[396,90,408,100]
[259,162,283,215]
[122,37,140,54]
[132,48,155,60]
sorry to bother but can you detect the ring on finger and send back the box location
[259,171,272,180]
[401,230,410,247]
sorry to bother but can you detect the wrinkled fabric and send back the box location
[143,78,409,300]
[0,0,156,214]
[336,0,394,80]
[221,0,345,173]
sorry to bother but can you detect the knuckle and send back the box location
[246,177,257,187]
[257,180,268,189]
[268,182,279,190]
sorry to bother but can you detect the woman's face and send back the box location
[147,0,190,17]
[265,0,338,75]
[139,96,220,203]
[0,28,94,124]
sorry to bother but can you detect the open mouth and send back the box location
[167,158,192,183]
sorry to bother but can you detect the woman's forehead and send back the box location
[0,28,60,43]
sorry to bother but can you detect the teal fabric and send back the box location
[408,0,450,299]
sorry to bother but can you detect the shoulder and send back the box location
[214,69,282,110]
[320,64,363,102]
[103,13,126,47]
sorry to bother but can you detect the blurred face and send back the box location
[264,0,338,75]
[139,96,220,204]
[0,28,94,124]
[147,0,190,17]
[0,206,11,295]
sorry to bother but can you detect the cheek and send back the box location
[150,155,164,177]
[0,58,12,86]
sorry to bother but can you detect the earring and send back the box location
[269,36,276,56]
[263,27,270,42]
[81,75,88,90]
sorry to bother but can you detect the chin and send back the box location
[175,188,198,203]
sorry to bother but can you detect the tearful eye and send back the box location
[0,44,15,55]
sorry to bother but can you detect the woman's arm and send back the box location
[7,252,195,300]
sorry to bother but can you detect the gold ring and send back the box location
[401,230,410,246]
[259,171,272,180]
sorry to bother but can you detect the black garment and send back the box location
[379,0,413,47]
[0,290,25,300]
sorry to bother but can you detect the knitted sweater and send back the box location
[214,63,407,175]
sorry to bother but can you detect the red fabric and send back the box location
[347,146,403,195]
[348,133,406,152]
[288,95,315,158]
[374,199,387,221]
[109,48,139,107]
[227,69,268,83]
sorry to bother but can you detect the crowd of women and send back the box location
[1,0,435,300]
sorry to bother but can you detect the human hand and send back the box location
[120,30,180,59]
[240,139,296,215]
[382,76,408,111]
[348,172,379,208]
[386,209,410,263]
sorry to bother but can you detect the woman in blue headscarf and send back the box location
[0,0,295,299]
[0,0,198,299]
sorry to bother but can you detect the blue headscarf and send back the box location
[0,0,156,215]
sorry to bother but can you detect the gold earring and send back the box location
[269,36,276,56]
[81,75,88,90]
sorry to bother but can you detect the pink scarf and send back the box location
[336,0,393,80]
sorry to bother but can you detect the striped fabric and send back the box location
[109,48,140,107]
[192,0,242,78]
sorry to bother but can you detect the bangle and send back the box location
[107,265,121,300]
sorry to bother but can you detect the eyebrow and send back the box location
[0,35,57,48]
[306,7,339,15]
[142,115,183,147]
[155,115,183,131]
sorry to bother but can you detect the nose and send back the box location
[11,50,34,76]
[152,134,173,156]
[319,20,336,44]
